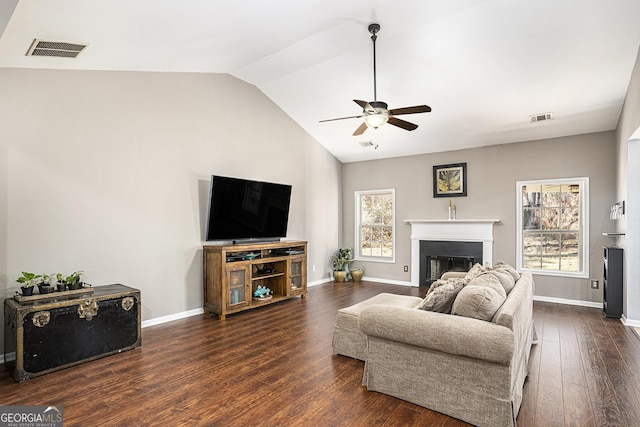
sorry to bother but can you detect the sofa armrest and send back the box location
[359,305,514,365]
[440,271,467,280]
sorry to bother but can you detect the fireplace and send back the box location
[405,219,499,286]
[419,240,483,287]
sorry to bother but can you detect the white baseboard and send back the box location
[363,276,414,287]
[141,307,204,328]
[308,278,332,287]
[533,295,602,309]
[621,315,640,327]
[313,276,414,287]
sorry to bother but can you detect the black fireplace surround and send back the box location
[419,240,483,287]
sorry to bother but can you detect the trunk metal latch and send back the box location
[121,296,135,311]
[32,311,50,328]
[78,299,99,321]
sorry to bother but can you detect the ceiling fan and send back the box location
[320,23,431,136]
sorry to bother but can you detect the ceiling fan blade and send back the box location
[353,122,368,136]
[319,114,363,123]
[388,116,418,131]
[388,105,432,116]
[354,99,374,112]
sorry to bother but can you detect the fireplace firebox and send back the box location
[419,240,483,287]
[406,219,498,286]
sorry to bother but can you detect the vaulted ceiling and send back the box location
[1,0,639,162]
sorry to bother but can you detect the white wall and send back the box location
[0,69,341,353]
[615,42,640,323]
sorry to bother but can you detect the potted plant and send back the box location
[350,265,365,282]
[331,248,353,283]
[16,272,41,296]
[58,271,84,290]
[38,273,56,294]
[48,273,67,292]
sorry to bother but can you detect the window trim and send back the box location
[516,177,589,279]
[354,188,396,264]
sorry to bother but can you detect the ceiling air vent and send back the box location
[26,39,87,58]
[529,112,553,123]
[358,140,379,150]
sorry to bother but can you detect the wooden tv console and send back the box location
[202,240,307,319]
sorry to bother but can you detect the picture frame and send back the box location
[433,162,467,197]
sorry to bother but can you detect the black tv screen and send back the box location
[206,175,292,241]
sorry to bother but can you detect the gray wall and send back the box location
[342,131,617,303]
[615,43,640,323]
[0,68,341,354]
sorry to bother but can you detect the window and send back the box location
[516,178,589,278]
[355,189,395,262]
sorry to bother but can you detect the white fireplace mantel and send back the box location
[405,219,500,285]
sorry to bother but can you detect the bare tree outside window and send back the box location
[355,189,395,262]
[517,178,589,278]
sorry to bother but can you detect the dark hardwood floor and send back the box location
[2,281,640,426]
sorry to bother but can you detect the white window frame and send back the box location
[354,189,396,263]
[516,177,589,278]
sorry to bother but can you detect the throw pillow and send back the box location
[480,269,515,295]
[451,273,507,321]
[464,263,487,282]
[466,273,507,299]
[494,261,520,281]
[418,278,465,313]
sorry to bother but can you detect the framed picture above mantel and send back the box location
[433,162,467,198]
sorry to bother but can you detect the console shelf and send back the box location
[203,240,307,319]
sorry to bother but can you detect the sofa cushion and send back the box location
[452,273,507,321]
[418,278,465,313]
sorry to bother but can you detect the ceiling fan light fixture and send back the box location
[364,113,388,129]
[319,23,431,135]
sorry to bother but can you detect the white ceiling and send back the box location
[1,0,639,163]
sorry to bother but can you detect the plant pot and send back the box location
[351,269,364,282]
[333,271,347,283]
[68,282,81,290]
[39,285,54,294]
[56,283,66,292]
[37,283,46,294]
[21,286,34,296]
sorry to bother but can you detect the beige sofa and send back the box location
[333,270,536,427]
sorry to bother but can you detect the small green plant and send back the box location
[66,270,84,286]
[56,271,84,289]
[16,272,41,288]
[332,248,353,271]
[56,271,84,286]
[40,273,57,286]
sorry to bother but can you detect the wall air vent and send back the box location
[26,39,87,58]
[529,112,553,123]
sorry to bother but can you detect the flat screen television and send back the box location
[205,175,292,242]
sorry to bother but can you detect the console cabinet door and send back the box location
[225,265,250,311]
[288,256,306,296]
